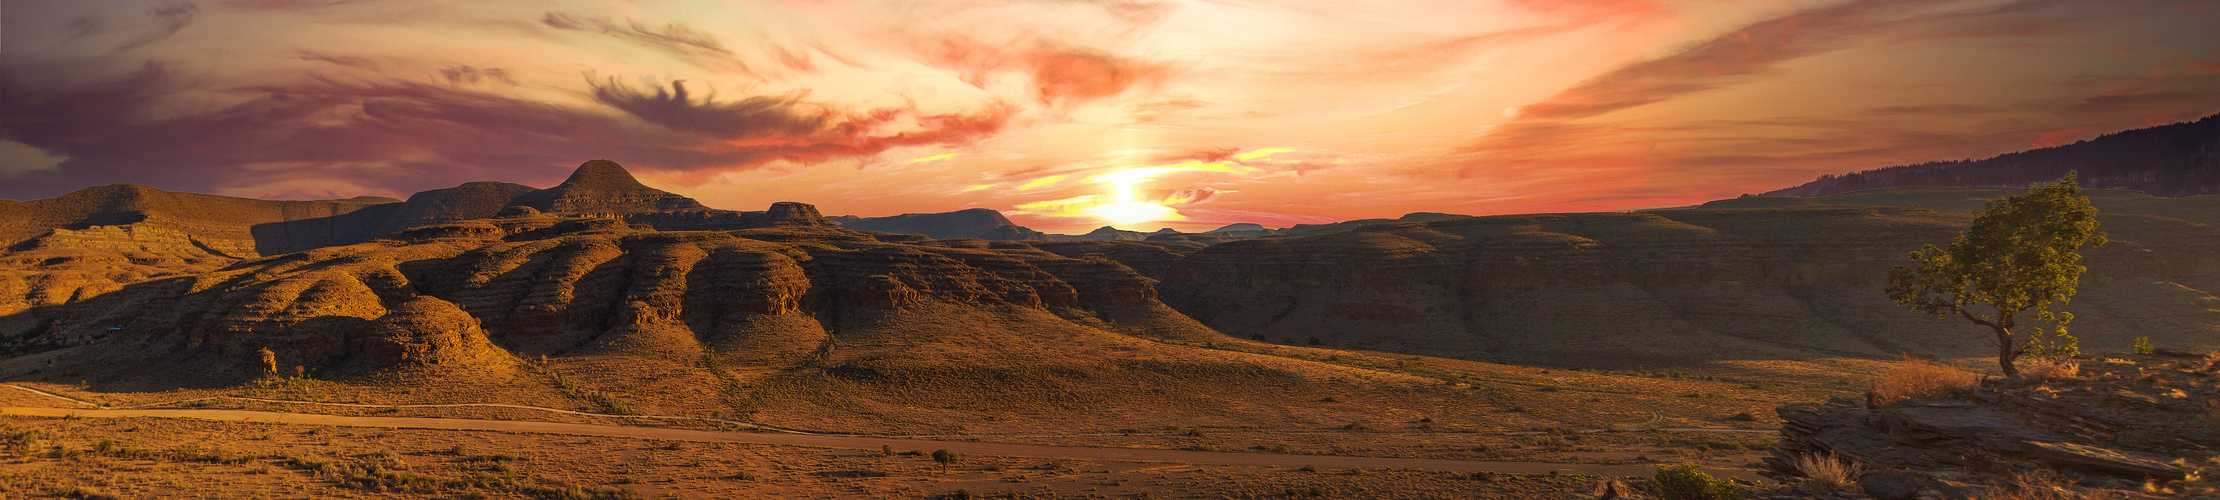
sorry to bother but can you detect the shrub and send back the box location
[1790,452,1862,492]
[932,449,963,473]
[1870,356,1976,405]
[1653,464,1743,500]
[2017,357,2080,383]
[2133,337,2155,355]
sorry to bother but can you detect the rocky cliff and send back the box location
[1770,353,2216,498]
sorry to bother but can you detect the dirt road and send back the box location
[0,406,1764,481]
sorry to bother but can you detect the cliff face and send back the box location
[1157,202,2220,368]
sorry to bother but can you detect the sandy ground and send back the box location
[0,411,1752,499]
[1,406,1768,481]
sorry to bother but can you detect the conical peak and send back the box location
[508,159,706,215]
[559,160,648,190]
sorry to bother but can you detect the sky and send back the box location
[4,1,2220,233]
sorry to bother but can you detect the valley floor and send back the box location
[0,410,1696,499]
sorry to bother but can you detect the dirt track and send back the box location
[0,406,1765,481]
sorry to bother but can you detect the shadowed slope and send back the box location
[1160,200,2220,368]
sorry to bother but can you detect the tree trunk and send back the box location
[1993,323,2018,377]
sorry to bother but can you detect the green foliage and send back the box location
[1653,464,1743,500]
[2132,337,2155,355]
[1887,173,2105,376]
[931,449,963,473]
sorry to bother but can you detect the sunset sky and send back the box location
[5,1,2220,233]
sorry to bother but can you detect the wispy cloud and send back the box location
[115,1,200,52]
[0,62,1012,199]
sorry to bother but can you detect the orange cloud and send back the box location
[923,36,1166,106]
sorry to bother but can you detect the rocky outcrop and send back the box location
[828,208,1048,240]
[1770,354,2216,496]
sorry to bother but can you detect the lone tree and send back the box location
[931,449,963,473]
[257,347,279,378]
[1886,174,2105,376]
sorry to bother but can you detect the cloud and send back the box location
[222,0,360,10]
[438,66,517,86]
[2185,59,2220,76]
[300,52,379,69]
[1513,0,1912,122]
[0,140,69,178]
[541,12,748,73]
[116,1,201,52]
[67,16,107,42]
[923,36,1166,106]
[0,63,1015,200]
[589,79,825,141]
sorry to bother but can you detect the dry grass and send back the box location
[1870,356,1977,405]
[1982,470,2116,500]
[1789,452,1863,492]
[2016,358,2081,383]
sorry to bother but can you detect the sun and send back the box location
[1086,170,1186,225]
[1090,201,1179,224]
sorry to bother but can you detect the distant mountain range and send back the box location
[826,210,1477,247]
[1765,112,2220,198]
[0,160,825,260]
[4,158,2218,387]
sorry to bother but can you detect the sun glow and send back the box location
[1010,147,1293,226]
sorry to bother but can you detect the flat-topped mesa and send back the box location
[505,160,708,217]
[826,208,1048,240]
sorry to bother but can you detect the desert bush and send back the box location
[932,449,963,473]
[1790,452,1862,492]
[2132,337,2155,355]
[1653,464,1743,500]
[2017,357,2080,383]
[1871,356,1976,404]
